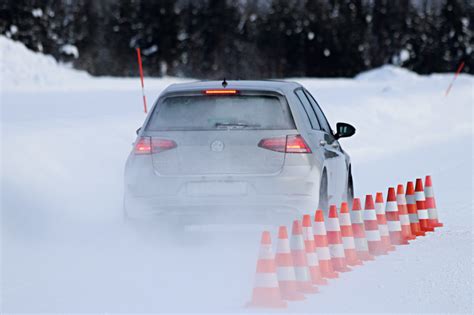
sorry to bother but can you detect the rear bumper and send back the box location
[124,192,319,225]
[124,153,321,224]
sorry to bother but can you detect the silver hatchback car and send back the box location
[124,80,355,225]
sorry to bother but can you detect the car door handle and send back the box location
[319,140,327,146]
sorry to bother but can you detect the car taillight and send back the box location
[258,135,311,154]
[285,135,312,153]
[152,138,177,153]
[134,137,177,154]
[134,137,152,154]
[258,136,286,152]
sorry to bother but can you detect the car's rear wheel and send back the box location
[318,170,329,212]
[347,171,354,208]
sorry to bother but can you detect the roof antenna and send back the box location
[222,78,228,88]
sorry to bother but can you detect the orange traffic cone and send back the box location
[291,220,319,294]
[406,181,426,237]
[396,184,416,241]
[247,231,287,308]
[385,187,408,245]
[364,195,388,255]
[327,205,351,272]
[313,210,339,279]
[302,215,327,285]
[375,192,395,251]
[424,175,443,228]
[339,202,363,266]
[351,198,375,261]
[415,178,434,232]
[275,226,305,301]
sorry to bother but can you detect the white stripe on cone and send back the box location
[425,186,434,197]
[386,201,398,212]
[306,252,319,266]
[351,212,363,224]
[316,247,331,260]
[415,191,424,201]
[294,267,311,281]
[342,237,356,249]
[259,244,274,259]
[290,236,305,250]
[418,209,429,220]
[302,227,313,241]
[379,224,390,237]
[254,273,279,288]
[354,238,369,251]
[363,209,377,221]
[326,218,341,231]
[313,222,326,234]
[399,214,410,225]
[329,244,345,258]
[277,267,297,281]
[365,230,381,241]
[339,213,351,226]
[276,239,291,254]
[387,221,402,231]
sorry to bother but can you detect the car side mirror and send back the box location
[334,122,355,139]
[136,127,141,135]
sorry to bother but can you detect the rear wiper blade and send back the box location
[215,122,260,129]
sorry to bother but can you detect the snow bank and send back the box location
[0,36,90,89]
[0,36,188,91]
[355,64,421,81]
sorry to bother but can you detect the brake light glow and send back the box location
[258,135,311,153]
[203,89,238,95]
[286,135,312,153]
[134,137,152,154]
[134,137,177,154]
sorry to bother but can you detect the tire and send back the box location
[318,170,329,212]
[347,171,354,209]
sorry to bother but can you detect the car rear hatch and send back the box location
[143,90,303,176]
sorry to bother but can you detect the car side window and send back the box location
[295,89,321,130]
[304,90,332,134]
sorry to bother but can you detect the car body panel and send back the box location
[124,80,352,223]
[148,130,294,176]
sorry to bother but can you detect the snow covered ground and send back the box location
[1,37,473,313]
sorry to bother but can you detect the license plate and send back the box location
[186,181,248,196]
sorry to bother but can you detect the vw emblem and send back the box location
[211,140,224,152]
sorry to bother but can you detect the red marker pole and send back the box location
[136,48,148,113]
[445,61,465,97]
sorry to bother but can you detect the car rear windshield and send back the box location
[146,94,296,131]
